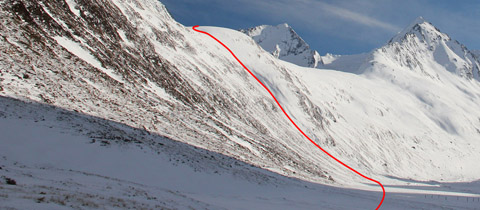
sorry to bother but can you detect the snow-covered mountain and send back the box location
[0,0,341,184]
[1,0,480,209]
[369,17,480,80]
[241,24,323,68]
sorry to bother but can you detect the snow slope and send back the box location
[1,0,480,209]
[200,24,480,183]
[321,53,369,73]
[2,96,480,209]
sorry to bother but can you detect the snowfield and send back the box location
[1,0,480,209]
[2,96,480,209]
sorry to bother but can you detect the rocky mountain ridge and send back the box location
[372,16,480,80]
[241,23,323,68]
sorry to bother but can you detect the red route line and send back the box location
[192,25,385,210]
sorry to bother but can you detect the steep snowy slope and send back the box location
[1,0,480,202]
[202,25,480,183]
[241,24,323,68]
[0,0,342,185]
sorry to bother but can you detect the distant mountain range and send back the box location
[244,17,480,80]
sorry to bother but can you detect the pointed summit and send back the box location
[412,16,426,25]
[280,23,290,28]
[372,17,480,80]
[241,24,323,68]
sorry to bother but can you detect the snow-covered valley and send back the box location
[2,96,480,209]
[1,0,480,209]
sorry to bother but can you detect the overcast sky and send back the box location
[160,0,480,55]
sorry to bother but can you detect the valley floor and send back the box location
[1,96,479,210]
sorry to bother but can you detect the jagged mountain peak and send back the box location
[243,23,291,36]
[372,17,480,80]
[241,23,323,68]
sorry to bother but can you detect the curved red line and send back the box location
[192,25,385,209]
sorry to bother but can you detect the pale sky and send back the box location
[160,0,480,55]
